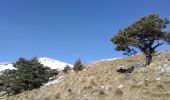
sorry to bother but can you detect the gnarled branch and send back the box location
[153,42,164,49]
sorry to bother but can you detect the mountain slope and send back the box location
[1,51,170,100]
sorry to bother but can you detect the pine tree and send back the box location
[111,14,170,67]
[73,59,83,73]
[1,57,52,95]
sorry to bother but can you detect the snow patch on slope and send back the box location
[92,58,119,63]
[99,58,119,62]
[43,76,64,86]
[86,58,119,68]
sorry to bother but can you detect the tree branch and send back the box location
[138,45,144,51]
[153,42,164,49]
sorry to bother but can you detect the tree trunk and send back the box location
[145,54,152,67]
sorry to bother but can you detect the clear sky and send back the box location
[0,0,170,64]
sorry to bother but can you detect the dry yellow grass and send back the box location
[0,51,170,100]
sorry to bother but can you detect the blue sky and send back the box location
[0,0,170,64]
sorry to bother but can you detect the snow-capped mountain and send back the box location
[38,57,73,70]
[0,62,15,72]
[0,58,73,72]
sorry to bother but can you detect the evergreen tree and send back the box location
[73,59,83,73]
[1,69,21,95]
[111,14,170,66]
[1,57,52,95]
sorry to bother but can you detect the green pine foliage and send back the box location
[1,57,53,95]
[73,59,83,73]
[111,14,170,66]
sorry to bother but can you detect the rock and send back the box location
[116,66,134,73]
[156,77,161,81]
[156,63,170,73]
[118,85,123,88]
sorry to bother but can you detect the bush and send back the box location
[1,57,52,95]
[49,69,59,77]
[73,59,83,73]
[0,75,4,92]
[63,65,72,74]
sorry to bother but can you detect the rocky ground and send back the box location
[1,51,170,100]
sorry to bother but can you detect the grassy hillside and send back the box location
[1,51,170,100]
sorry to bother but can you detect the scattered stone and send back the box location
[137,81,143,86]
[101,85,105,89]
[146,79,149,81]
[156,63,170,73]
[118,85,123,89]
[156,77,161,81]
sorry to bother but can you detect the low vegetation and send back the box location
[63,65,72,74]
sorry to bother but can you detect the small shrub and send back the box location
[115,88,123,96]
[156,84,165,91]
[63,65,72,74]
[90,80,97,86]
[168,58,170,61]
[44,97,50,100]
[49,69,59,77]
[54,93,60,99]
[99,89,105,95]
[83,85,93,90]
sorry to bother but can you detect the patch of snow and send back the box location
[99,58,119,62]
[43,76,64,86]
[90,58,119,65]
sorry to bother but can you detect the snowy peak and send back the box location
[0,58,73,72]
[38,57,73,70]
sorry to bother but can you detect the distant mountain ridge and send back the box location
[0,57,73,72]
[0,62,14,72]
[38,57,73,70]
